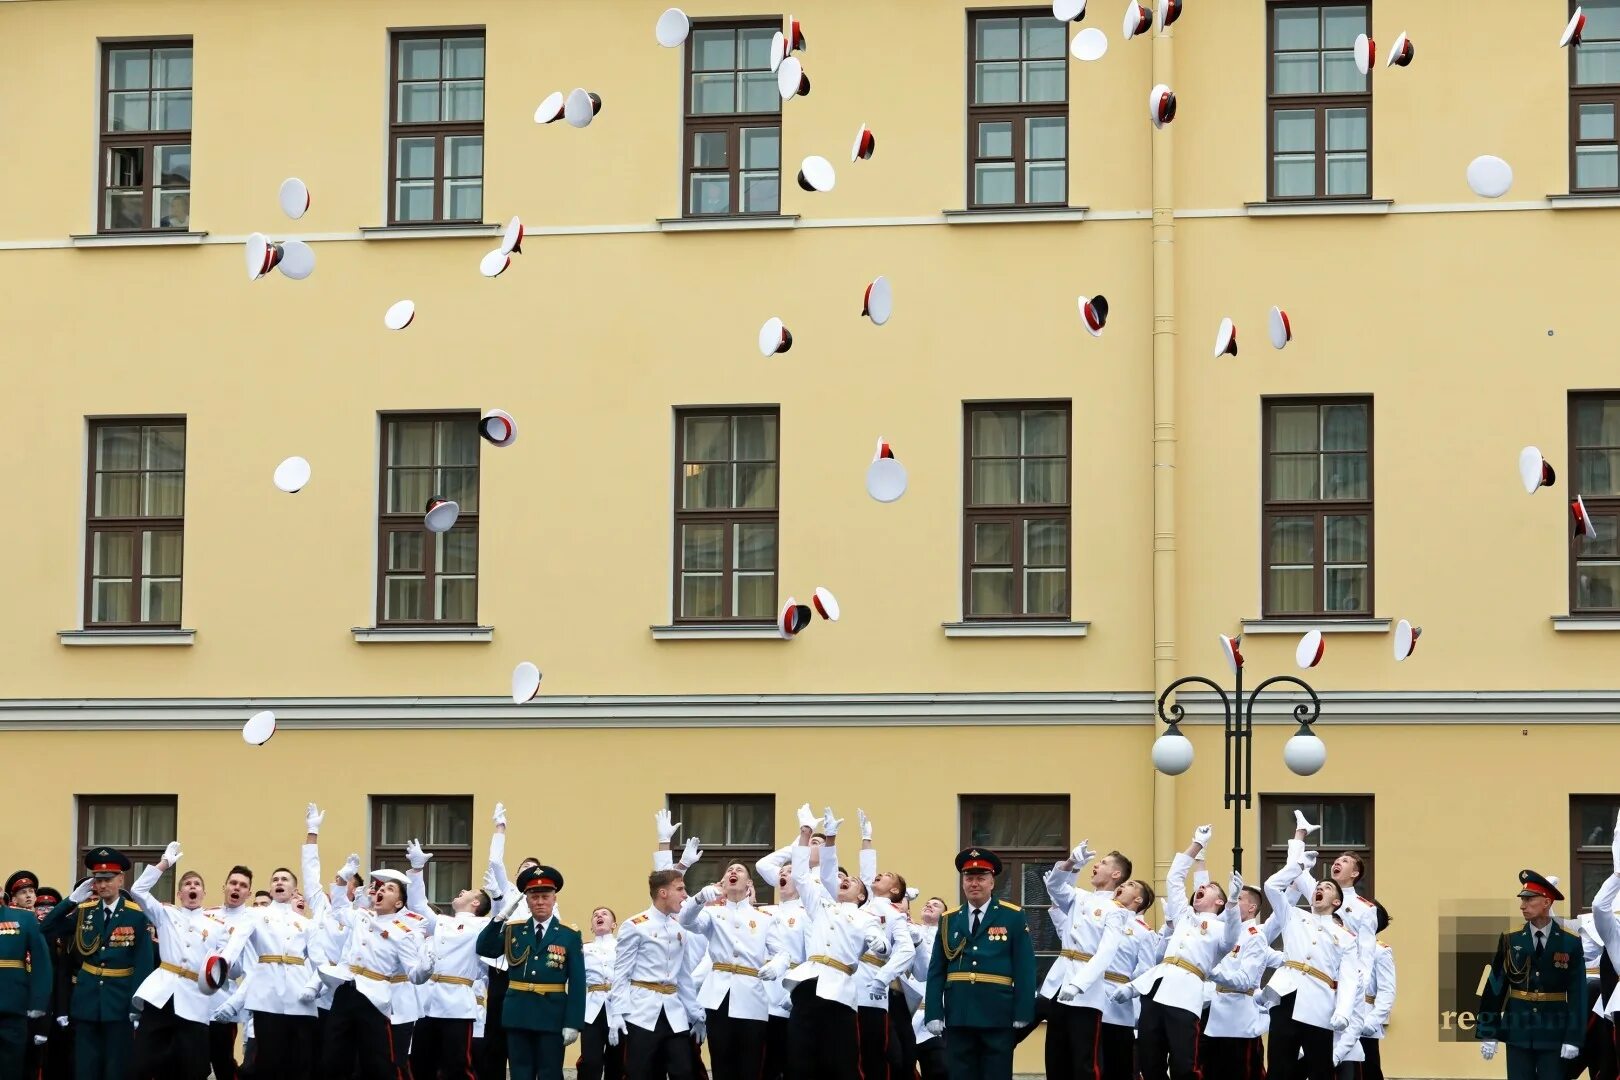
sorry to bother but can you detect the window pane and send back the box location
[438,577,476,622]
[1325,153,1367,196]
[974,411,1020,455]
[1326,108,1366,151]
[93,580,132,623]
[106,188,145,230]
[1025,17,1066,58]
[143,578,181,623]
[682,574,722,617]
[1027,163,1065,203]
[396,182,433,221]
[685,416,729,460]
[108,92,151,132]
[730,802,773,845]
[735,523,775,571]
[975,163,1016,205]
[692,72,736,114]
[1323,514,1367,562]
[1023,410,1066,454]
[154,90,190,130]
[691,174,731,214]
[741,173,778,213]
[1322,6,1367,48]
[1025,519,1066,567]
[398,83,439,123]
[977,122,1013,160]
[734,573,775,618]
[1024,61,1065,103]
[683,464,729,509]
[1271,454,1320,499]
[1274,53,1319,95]
[1577,801,1620,847]
[1273,8,1319,50]
[734,414,776,459]
[1027,117,1066,161]
[1322,453,1368,499]
[734,464,777,508]
[1274,156,1316,198]
[740,29,775,69]
[974,522,1012,564]
[385,577,425,620]
[972,460,1019,505]
[96,474,139,517]
[693,131,727,168]
[692,29,736,71]
[156,145,190,188]
[1275,110,1315,153]
[444,37,484,78]
[975,62,1021,104]
[94,532,134,577]
[741,127,779,170]
[1577,563,1620,609]
[1577,146,1620,190]
[153,49,190,90]
[1324,566,1367,612]
[446,136,482,178]
[438,528,477,574]
[388,468,433,513]
[678,802,728,842]
[969,800,1065,848]
[388,531,423,571]
[1269,567,1314,614]
[144,529,183,576]
[976,18,1021,60]
[1578,449,1620,495]
[1022,460,1067,504]
[740,72,779,113]
[397,138,435,180]
[1025,569,1066,615]
[1269,515,1315,563]
[1322,403,1367,448]
[1272,405,1320,451]
[1576,41,1620,85]
[443,81,484,122]
[98,426,141,470]
[145,472,184,516]
[1575,398,1620,446]
[438,420,480,464]
[1322,52,1364,93]
[399,39,440,80]
[446,179,482,220]
[144,426,185,470]
[90,804,134,845]
[1582,103,1616,140]
[683,525,724,571]
[970,569,1016,615]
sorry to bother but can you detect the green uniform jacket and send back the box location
[924,898,1036,1029]
[0,907,53,1016]
[476,914,585,1032]
[1477,923,1588,1050]
[39,895,154,1023]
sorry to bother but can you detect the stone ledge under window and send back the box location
[352,626,494,643]
[358,224,503,240]
[58,628,196,646]
[1240,618,1391,635]
[942,620,1090,638]
[1547,193,1620,210]
[942,207,1088,225]
[69,231,209,248]
[1243,199,1393,218]
[650,623,785,640]
[1551,615,1620,631]
[656,215,800,233]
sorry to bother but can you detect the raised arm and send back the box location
[404,840,438,934]
[1165,824,1212,923]
[487,802,512,900]
[1596,811,1620,973]
[1264,842,1303,927]
[1046,838,1094,917]
[818,807,844,900]
[677,884,719,934]
[131,842,182,928]
[301,802,325,901]
[857,809,877,889]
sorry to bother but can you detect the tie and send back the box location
[971,909,981,937]
[1534,930,1545,962]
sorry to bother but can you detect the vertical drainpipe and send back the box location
[1150,17,1178,896]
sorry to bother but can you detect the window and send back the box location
[673,408,779,621]
[390,31,485,224]
[1571,1,1620,191]
[963,402,1071,619]
[378,413,480,624]
[372,797,473,906]
[1260,795,1374,901]
[668,795,776,902]
[967,11,1068,208]
[683,20,782,216]
[1266,3,1371,200]
[100,40,192,232]
[1262,397,1372,616]
[1570,795,1620,913]
[78,796,177,903]
[1569,393,1620,611]
[959,795,1068,982]
[85,419,186,627]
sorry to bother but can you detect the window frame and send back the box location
[83,417,187,629]
[370,795,474,907]
[962,400,1073,621]
[1569,1,1620,193]
[1264,1,1373,202]
[965,9,1070,210]
[1259,793,1375,902]
[681,17,784,218]
[376,411,481,627]
[958,794,1070,983]
[671,406,781,624]
[77,794,178,903]
[1570,794,1620,914]
[98,38,194,234]
[1260,395,1374,618]
[387,28,487,227]
[1568,391,1620,612]
[667,794,777,903]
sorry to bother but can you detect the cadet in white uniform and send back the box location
[320,866,424,1079]
[198,863,256,1080]
[576,906,624,1080]
[755,854,806,1080]
[679,862,785,1080]
[612,864,701,1080]
[404,838,494,1080]
[1200,881,1281,1080]
[1046,839,1136,1080]
[128,841,211,1080]
[852,810,916,1080]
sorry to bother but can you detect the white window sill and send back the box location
[1551,615,1620,631]
[351,626,494,643]
[942,620,1089,638]
[656,215,799,233]
[1240,618,1391,634]
[59,628,196,646]
[942,207,1088,225]
[69,231,208,248]
[357,224,502,240]
[1547,194,1620,210]
[650,624,786,640]
[1244,199,1392,218]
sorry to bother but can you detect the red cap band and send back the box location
[1522,881,1556,900]
[960,859,994,872]
[90,862,120,873]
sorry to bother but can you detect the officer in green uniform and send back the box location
[924,848,1036,1080]
[476,864,585,1080]
[1477,869,1589,1080]
[38,849,154,1080]
[0,881,53,1078]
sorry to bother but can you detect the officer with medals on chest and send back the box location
[476,864,585,1080]
[1477,869,1588,1079]
[924,848,1036,1080]
[0,872,53,1080]
[38,848,154,1080]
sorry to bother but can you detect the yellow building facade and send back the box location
[3,0,1620,1075]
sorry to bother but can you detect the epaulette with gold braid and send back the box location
[1000,902,1021,912]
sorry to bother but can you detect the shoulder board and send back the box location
[403,911,423,920]
[1137,918,1152,930]
[999,902,1021,912]
[1378,938,1391,951]
[630,914,649,925]
[564,923,579,932]
[1247,925,1259,935]
[77,900,98,909]
[1353,896,1372,907]
[944,908,960,918]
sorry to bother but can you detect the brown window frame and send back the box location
[376,412,481,627]
[672,406,781,624]
[667,794,777,903]
[77,794,178,903]
[1570,794,1620,914]
[962,401,1072,621]
[959,794,1069,983]
[1265,1,1372,202]
[1260,794,1375,902]
[682,18,784,218]
[388,28,486,226]
[1569,1,1620,193]
[1261,395,1374,618]
[1569,391,1620,612]
[965,9,1069,210]
[98,39,194,234]
[370,795,474,907]
[84,418,187,629]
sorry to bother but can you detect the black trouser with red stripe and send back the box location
[576,1010,626,1080]
[133,998,210,1080]
[1266,993,1333,1080]
[857,1004,889,1080]
[784,982,859,1080]
[208,1021,239,1080]
[1571,1010,1619,1080]
[886,987,916,1079]
[1134,985,1201,1080]
[706,997,768,1080]
[321,983,410,1080]
[410,1016,476,1080]
[758,1015,788,1080]
[1361,1035,1386,1080]
[1059,1003,1104,1080]
[1199,1033,1265,1080]
[1099,1022,1136,1080]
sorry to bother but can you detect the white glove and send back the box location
[1013,1020,1030,1029]
[211,1003,234,1023]
[1294,809,1322,835]
[1072,839,1095,866]
[1332,1044,1345,1067]
[26,1009,44,1019]
[1108,985,1138,1004]
[1480,1040,1498,1061]
[406,839,432,870]
[697,884,722,905]
[129,1013,139,1025]
[481,865,501,897]
[562,1027,580,1046]
[1361,1020,1378,1037]
[340,853,361,883]
[1329,1011,1349,1032]
[609,1016,626,1046]
[863,928,888,955]
[1612,809,1620,871]
[162,841,183,866]
[1229,871,1243,897]
[905,887,919,901]
[858,808,873,841]
[55,1016,68,1027]
[692,1020,707,1046]
[823,807,844,837]
[760,964,781,982]
[926,1019,946,1036]
[680,837,703,868]
[1562,1044,1581,1060]
[493,801,507,827]
[499,891,526,920]
[32,1035,46,1046]
[796,803,817,830]
[1302,850,1319,872]
[298,982,319,1004]
[1192,824,1213,847]
[1058,983,1079,1003]
[655,809,680,843]
[305,803,325,834]
[68,879,93,904]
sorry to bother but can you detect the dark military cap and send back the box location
[84,848,131,879]
[1518,869,1563,902]
[518,864,564,893]
[5,870,38,897]
[33,886,61,907]
[955,848,1003,876]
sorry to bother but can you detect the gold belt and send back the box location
[81,963,134,978]
[160,961,199,980]
[946,972,1013,986]
[0,959,27,971]
[1508,989,1567,1003]
[431,974,474,987]
[1364,994,1376,1004]
[632,979,677,994]
[713,962,761,978]
[1104,972,1130,985]
[588,983,612,993]
[1590,968,1603,977]
[1060,950,1093,963]
[1283,960,1336,989]
[1218,987,1255,996]
[349,964,407,984]
[1166,957,1207,980]
[257,954,303,966]
[860,953,885,968]
[810,955,855,976]
[510,981,567,995]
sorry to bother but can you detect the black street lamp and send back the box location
[1151,636,1325,876]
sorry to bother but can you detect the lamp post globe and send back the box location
[1152,730,1195,776]
[1283,729,1327,776]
